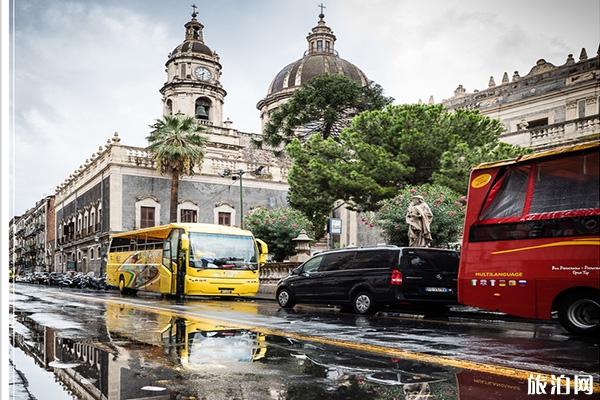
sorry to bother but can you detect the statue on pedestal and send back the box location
[406,196,433,247]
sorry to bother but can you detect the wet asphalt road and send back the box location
[9,283,600,400]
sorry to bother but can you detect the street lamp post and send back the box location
[220,166,264,229]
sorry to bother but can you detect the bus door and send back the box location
[177,232,190,296]
[163,229,181,294]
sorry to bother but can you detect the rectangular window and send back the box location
[180,209,197,223]
[316,40,323,51]
[577,99,586,119]
[530,151,599,213]
[325,41,330,50]
[527,117,548,128]
[319,251,356,272]
[405,250,459,272]
[348,250,397,270]
[218,212,231,226]
[140,206,155,228]
[480,166,530,220]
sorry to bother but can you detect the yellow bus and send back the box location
[106,223,268,297]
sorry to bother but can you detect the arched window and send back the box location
[195,97,211,120]
[166,99,173,116]
[90,207,96,231]
[178,200,199,223]
[135,197,161,229]
[214,203,236,226]
[90,247,94,260]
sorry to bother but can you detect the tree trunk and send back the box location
[170,171,179,223]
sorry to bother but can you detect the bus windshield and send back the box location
[189,233,257,270]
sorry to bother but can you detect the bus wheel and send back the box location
[276,288,295,309]
[558,292,600,335]
[118,276,128,295]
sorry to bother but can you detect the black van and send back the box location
[275,246,459,315]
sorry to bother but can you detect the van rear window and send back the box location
[405,250,459,272]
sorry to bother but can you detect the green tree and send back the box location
[286,104,526,222]
[244,207,314,262]
[374,184,465,247]
[259,74,392,148]
[146,115,207,222]
[432,141,530,194]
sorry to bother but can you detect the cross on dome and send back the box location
[318,3,326,17]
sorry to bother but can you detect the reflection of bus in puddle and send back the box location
[162,319,267,366]
[105,303,267,366]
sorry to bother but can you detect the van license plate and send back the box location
[220,289,233,294]
[425,287,451,293]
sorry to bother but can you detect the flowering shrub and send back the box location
[244,207,315,262]
[375,184,465,247]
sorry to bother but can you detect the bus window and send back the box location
[109,237,131,252]
[162,229,181,270]
[530,151,599,214]
[480,166,529,220]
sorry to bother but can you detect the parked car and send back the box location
[275,246,459,315]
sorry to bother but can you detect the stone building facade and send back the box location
[52,12,289,274]
[11,196,55,273]
[442,47,600,149]
[9,216,21,273]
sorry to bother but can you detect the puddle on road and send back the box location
[12,304,595,400]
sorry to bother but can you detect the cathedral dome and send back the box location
[257,12,368,127]
[267,53,367,96]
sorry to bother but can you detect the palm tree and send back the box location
[146,115,207,223]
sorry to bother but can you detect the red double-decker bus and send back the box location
[458,140,599,334]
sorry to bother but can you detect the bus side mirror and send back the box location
[181,234,190,252]
[255,238,268,266]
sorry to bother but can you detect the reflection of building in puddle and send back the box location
[11,313,173,400]
[11,312,56,368]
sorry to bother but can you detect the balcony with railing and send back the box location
[528,115,599,148]
[502,114,599,148]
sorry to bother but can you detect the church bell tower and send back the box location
[160,7,226,126]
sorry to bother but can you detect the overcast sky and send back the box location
[10,0,599,216]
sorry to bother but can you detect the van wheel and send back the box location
[352,291,376,315]
[277,288,295,309]
[558,292,600,335]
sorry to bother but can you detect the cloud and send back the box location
[13,2,171,214]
